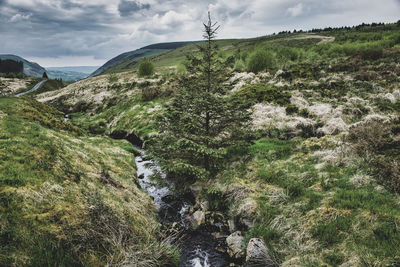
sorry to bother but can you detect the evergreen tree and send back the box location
[149,13,251,184]
[42,72,48,79]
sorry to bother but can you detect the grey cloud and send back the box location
[0,0,399,66]
[118,0,150,17]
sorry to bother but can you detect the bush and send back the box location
[358,48,383,60]
[138,59,155,77]
[233,59,246,72]
[247,49,275,73]
[107,73,118,83]
[176,63,187,74]
[141,86,161,101]
[285,104,299,115]
[347,117,400,192]
[231,83,291,107]
[277,47,299,61]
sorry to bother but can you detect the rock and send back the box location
[393,89,400,100]
[226,231,244,259]
[189,210,205,230]
[199,200,209,212]
[211,232,225,239]
[138,173,144,179]
[241,218,255,230]
[161,194,176,204]
[228,219,236,233]
[245,238,275,267]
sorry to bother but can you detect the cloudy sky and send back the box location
[0,0,399,67]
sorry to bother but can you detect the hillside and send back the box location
[0,97,178,266]
[34,22,400,266]
[46,66,99,82]
[90,41,197,76]
[0,54,46,78]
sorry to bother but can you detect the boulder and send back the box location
[245,238,275,267]
[161,194,177,204]
[188,210,205,230]
[226,231,244,259]
[228,219,236,233]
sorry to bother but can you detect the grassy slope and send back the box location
[0,97,178,266]
[0,77,41,96]
[34,23,400,266]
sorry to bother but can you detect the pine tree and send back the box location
[149,13,251,184]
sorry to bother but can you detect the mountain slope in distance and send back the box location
[46,66,99,81]
[0,54,46,78]
[91,41,198,76]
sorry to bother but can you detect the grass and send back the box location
[215,135,400,265]
[29,21,400,266]
[0,97,179,266]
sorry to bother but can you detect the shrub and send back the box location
[138,59,155,77]
[176,63,187,74]
[347,117,400,193]
[107,73,118,83]
[358,48,383,60]
[285,104,299,115]
[233,59,246,72]
[247,49,275,73]
[231,84,291,107]
[141,86,160,101]
[203,186,227,211]
[277,47,299,61]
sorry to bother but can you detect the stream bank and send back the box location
[134,145,231,267]
[110,131,274,266]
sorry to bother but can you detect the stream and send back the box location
[134,146,231,267]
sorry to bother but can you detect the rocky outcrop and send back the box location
[226,231,244,259]
[245,238,276,267]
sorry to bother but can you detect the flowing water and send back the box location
[134,146,230,267]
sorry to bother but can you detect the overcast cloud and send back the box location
[0,0,399,67]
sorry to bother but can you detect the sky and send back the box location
[0,0,399,67]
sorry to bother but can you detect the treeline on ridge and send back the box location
[0,59,24,75]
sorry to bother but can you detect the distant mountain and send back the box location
[0,54,46,78]
[46,66,99,81]
[47,66,99,74]
[91,41,198,76]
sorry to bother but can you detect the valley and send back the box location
[1,21,400,267]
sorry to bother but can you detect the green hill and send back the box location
[5,21,400,266]
[90,41,197,76]
[0,97,178,266]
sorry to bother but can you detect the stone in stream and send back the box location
[228,219,236,233]
[245,238,276,267]
[188,210,205,230]
[161,194,177,204]
[138,173,144,179]
[226,231,244,259]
